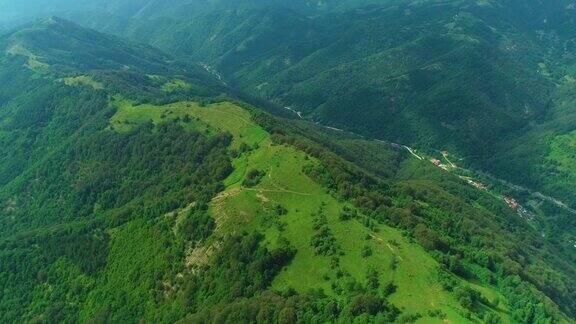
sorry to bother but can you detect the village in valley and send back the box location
[425,150,525,214]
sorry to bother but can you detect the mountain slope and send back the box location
[4,0,576,213]
[58,0,576,212]
[0,17,574,324]
[45,0,576,260]
[0,17,175,74]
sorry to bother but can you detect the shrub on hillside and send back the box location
[243,169,265,187]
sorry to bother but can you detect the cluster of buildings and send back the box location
[429,157,521,211]
[430,158,450,171]
[427,152,522,212]
[504,196,519,209]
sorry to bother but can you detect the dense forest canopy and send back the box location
[0,1,575,323]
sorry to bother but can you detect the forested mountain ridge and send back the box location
[0,18,575,323]
[28,0,575,256]
[0,16,208,76]
[0,0,410,24]
[4,0,575,215]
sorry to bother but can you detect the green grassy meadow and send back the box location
[63,75,104,90]
[547,131,576,198]
[110,99,507,323]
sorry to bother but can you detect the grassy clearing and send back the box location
[147,75,192,93]
[549,131,576,178]
[63,75,104,90]
[110,98,267,149]
[546,131,576,202]
[161,79,192,92]
[7,43,49,72]
[110,98,211,134]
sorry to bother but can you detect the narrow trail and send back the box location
[386,137,575,216]
[403,145,423,160]
[283,106,303,119]
[213,185,312,201]
[212,187,241,201]
[243,187,312,196]
[441,151,456,168]
[483,173,576,215]
[370,233,404,261]
[200,62,227,85]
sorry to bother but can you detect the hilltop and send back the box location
[0,17,174,73]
